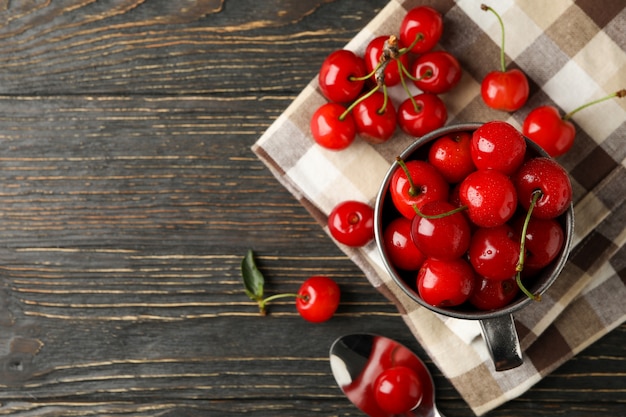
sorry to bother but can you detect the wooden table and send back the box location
[0,1,623,415]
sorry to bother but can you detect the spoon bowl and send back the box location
[330,334,445,417]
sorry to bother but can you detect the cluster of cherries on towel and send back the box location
[312,4,624,157]
[310,6,461,150]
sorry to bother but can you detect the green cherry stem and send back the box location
[398,32,424,55]
[378,84,390,114]
[398,62,420,112]
[351,60,383,82]
[395,156,420,197]
[258,293,305,315]
[481,4,507,73]
[515,189,542,301]
[563,88,626,121]
[339,84,379,120]
[398,62,431,112]
[412,203,467,219]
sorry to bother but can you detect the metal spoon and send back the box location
[330,334,445,417]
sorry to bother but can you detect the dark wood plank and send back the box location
[0,0,387,95]
[0,0,623,416]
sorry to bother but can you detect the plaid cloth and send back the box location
[253,0,626,414]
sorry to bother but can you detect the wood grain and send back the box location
[0,0,623,416]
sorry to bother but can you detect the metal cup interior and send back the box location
[374,122,574,321]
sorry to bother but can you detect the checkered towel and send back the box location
[252,0,626,414]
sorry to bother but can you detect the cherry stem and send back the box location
[378,84,389,114]
[398,62,420,112]
[340,84,379,120]
[258,292,304,315]
[399,63,431,113]
[481,4,507,73]
[402,66,432,83]
[563,88,626,121]
[395,156,420,197]
[399,32,424,54]
[412,203,468,219]
[515,189,542,302]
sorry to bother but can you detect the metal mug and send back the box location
[374,123,574,371]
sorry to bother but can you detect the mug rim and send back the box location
[373,122,575,320]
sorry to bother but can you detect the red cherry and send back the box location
[481,69,529,112]
[469,225,520,281]
[411,50,462,94]
[399,6,443,54]
[417,258,475,307]
[365,35,409,86]
[328,200,374,247]
[310,102,356,151]
[512,216,565,271]
[428,131,476,183]
[411,200,471,261]
[397,93,448,137]
[352,90,397,144]
[318,49,367,103]
[459,169,517,228]
[522,106,575,157]
[296,276,340,323]
[383,217,426,271]
[390,159,449,219]
[470,276,519,310]
[522,90,626,158]
[479,5,529,112]
[470,121,526,175]
[374,366,423,415]
[514,157,572,220]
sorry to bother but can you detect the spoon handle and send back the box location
[432,407,446,417]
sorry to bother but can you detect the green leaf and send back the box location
[241,249,265,302]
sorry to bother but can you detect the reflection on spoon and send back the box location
[330,334,445,417]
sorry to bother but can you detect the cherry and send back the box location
[411,200,471,261]
[352,90,397,144]
[397,92,448,137]
[241,251,340,322]
[383,217,426,271]
[479,4,529,112]
[470,276,519,310]
[514,157,572,220]
[374,366,423,415]
[296,276,341,323]
[469,225,520,281]
[458,169,517,228]
[512,216,565,272]
[365,35,409,87]
[310,102,356,150]
[417,257,475,307]
[428,131,475,183]
[523,89,626,157]
[522,106,575,158]
[318,49,367,103]
[399,6,443,54]
[411,50,462,94]
[328,200,375,247]
[471,120,526,175]
[390,159,450,219]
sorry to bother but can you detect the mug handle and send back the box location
[479,315,523,371]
